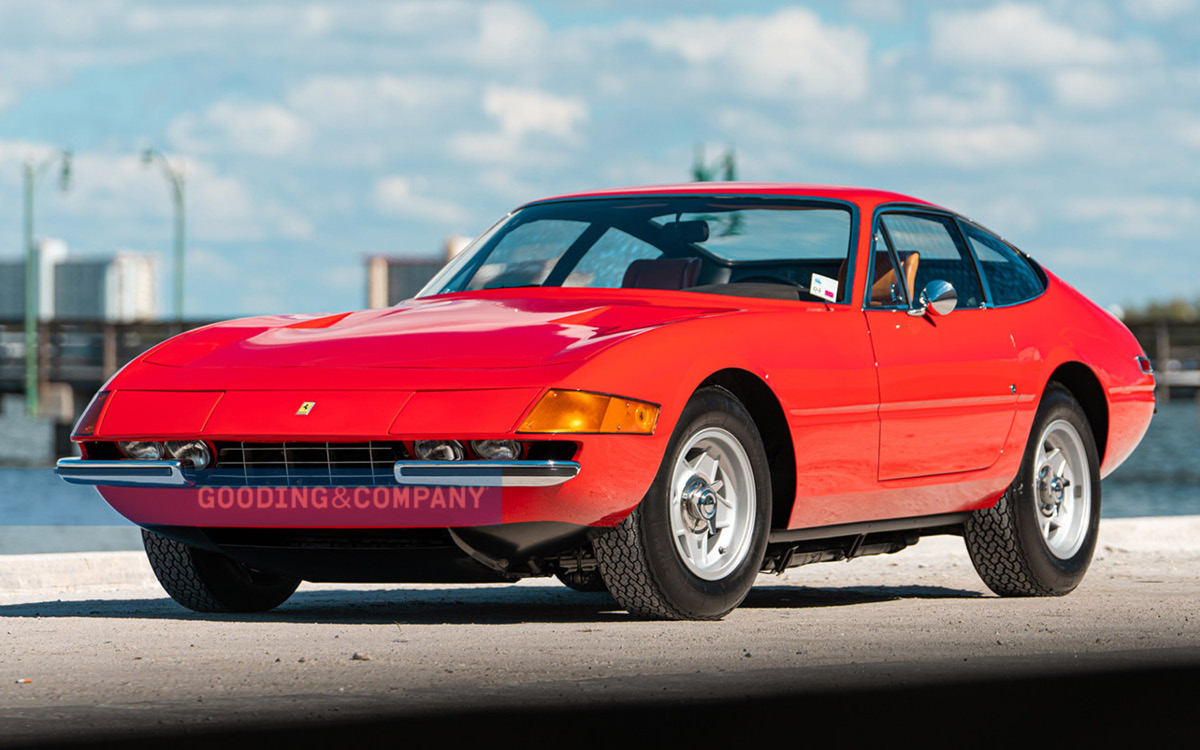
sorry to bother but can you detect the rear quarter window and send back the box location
[961,223,1044,306]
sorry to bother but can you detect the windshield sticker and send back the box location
[810,273,838,302]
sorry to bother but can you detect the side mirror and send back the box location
[907,279,957,317]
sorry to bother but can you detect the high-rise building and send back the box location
[54,251,157,321]
[0,240,158,321]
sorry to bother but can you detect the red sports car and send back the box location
[58,183,1155,619]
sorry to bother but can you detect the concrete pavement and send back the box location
[1,516,1197,746]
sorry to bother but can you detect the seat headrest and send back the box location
[621,257,703,290]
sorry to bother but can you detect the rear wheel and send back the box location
[142,529,300,613]
[593,387,771,619]
[963,384,1101,596]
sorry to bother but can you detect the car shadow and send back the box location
[0,581,984,624]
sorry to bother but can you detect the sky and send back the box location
[0,0,1197,318]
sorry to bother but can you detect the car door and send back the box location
[864,210,1019,481]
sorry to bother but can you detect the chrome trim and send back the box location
[55,457,193,487]
[907,279,958,317]
[393,460,580,487]
[55,457,582,489]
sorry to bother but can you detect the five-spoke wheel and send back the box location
[594,386,771,620]
[964,384,1101,596]
[669,427,757,581]
[1032,419,1092,559]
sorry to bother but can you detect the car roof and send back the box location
[524,182,940,211]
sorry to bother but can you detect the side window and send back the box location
[563,228,661,288]
[464,220,588,290]
[867,228,908,307]
[879,213,984,309]
[961,223,1044,306]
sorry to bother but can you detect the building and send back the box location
[0,240,157,322]
[0,238,65,319]
[54,252,157,321]
[365,236,469,308]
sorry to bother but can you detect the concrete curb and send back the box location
[0,550,157,593]
[1097,514,1200,552]
[1,516,1197,593]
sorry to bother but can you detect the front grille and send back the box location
[211,441,411,486]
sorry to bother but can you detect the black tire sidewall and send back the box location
[193,548,301,611]
[635,387,771,618]
[1010,386,1102,591]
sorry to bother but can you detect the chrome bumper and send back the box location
[56,458,194,487]
[393,461,579,487]
[56,457,580,489]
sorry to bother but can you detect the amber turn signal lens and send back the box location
[519,390,659,435]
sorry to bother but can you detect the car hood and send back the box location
[143,291,738,371]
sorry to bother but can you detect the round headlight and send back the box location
[165,440,212,469]
[471,440,521,460]
[118,441,164,460]
[413,440,465,461]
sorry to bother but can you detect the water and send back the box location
[1102,400,1200,517]
[0,402,1195,553]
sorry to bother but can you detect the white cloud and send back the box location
[634,8,870,100]
[168,101,311,157]
[374,176,468,225]
[1052,68,1132,109]
[909,81,1021,124]
[1178,119,1200,149]
[287,74,470,130]
[482,86,587,140]
[0,142,312,251]
[475,2,547,66]
[931,3,1159,68]
[447,132,523,165]
[0,139,62,165]
[1064,195,1200,239]
[1124,0,1198,21]
[829,124,1045,167]
[1040,245,1124,272]
[963,196,1041,234]
[448,86,588,165]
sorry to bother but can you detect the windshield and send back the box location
[417,197,855,302]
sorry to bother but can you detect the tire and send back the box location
[142,529,300,613]
[593,386,771,620]
[555,568,608,593]
[963,384,1101,597]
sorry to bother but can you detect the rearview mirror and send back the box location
[907,279,957,317]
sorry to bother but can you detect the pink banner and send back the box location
[98,485,503,527]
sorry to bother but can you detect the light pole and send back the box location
[23,149,72,417]
[142,148,186,324]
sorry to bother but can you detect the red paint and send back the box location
[78,183,1155,534]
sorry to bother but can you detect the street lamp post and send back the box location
[142,148,186,324]
[22,149,72,417]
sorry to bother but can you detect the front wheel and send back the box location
[963,384,1101,596]
[593,386,771,620]
[142,529,300,613]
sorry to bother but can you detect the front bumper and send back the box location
[56,457,580,488]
